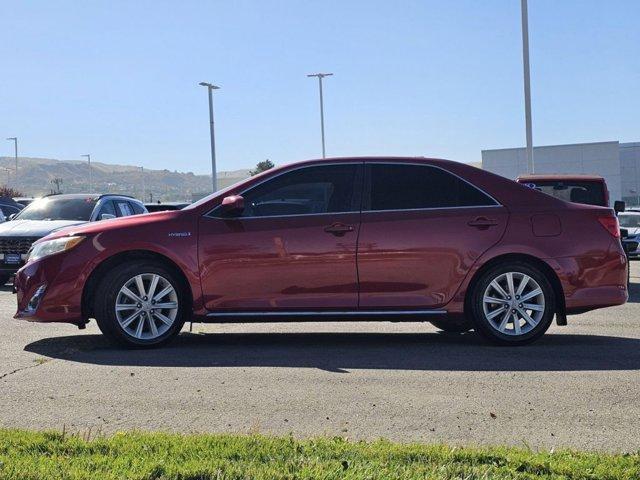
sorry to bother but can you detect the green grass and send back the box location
[0,429,638,479]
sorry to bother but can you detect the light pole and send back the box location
[199,81,220,192]
[141,166,146,202]
[81,154,92,192]
[307,73,333,158]
[520,0,534,173]
[6,137,17,184]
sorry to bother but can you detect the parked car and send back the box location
[144,202,190,213]
[0,197,23,223]
[515,174,612,207]
[515,174,636,259]
[14,158,627,347]
[0,194,146,284]
[13,197,35,208]
[618,211,640,259]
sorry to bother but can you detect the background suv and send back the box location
[14,158,627,347]
[0,194,146,284]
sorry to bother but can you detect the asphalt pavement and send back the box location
[1,264,639,452]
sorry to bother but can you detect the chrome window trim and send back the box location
[360,204,504,215]
[204,162,364,219]
[204,160,502,220]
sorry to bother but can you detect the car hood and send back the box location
[43,210,183,241]
[0,219,87,238]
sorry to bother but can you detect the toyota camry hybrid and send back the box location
[14,157,627,347]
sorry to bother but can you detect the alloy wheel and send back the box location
[115,273,179,340]
[481,271,545,336]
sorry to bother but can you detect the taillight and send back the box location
[598,216,620,238]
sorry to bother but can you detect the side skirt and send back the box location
[199,310,448,323]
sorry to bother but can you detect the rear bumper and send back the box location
[563,285,627,314]
[551,246,628,313]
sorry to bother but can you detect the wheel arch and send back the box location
[464,253,565,317]
[81,249,193,320]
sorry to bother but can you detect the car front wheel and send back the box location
[94,261,188,347]
[470,262,555,345]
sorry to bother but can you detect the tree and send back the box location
[0,186,24,198]
[250,159,275,176]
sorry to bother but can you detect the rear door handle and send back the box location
[467,217,499,229]
[324,222,354,237]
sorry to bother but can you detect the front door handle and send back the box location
[324,222,354,237]
[467,217,499,229]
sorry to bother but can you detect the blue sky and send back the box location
[1,0,638,174]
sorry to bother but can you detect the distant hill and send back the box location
[0,156,251,202]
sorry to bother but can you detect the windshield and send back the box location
[619,214,640,229]
[16,197,98,221]
[521,180,606,207]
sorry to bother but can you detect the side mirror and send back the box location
[614,200,625,214]
[101,213,116,220]
[221,195,245,215]
[8,214,15,221]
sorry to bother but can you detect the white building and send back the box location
[481,141,640,206]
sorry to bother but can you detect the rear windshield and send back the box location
[619,214,640,228]
[16,197,97,221]
[520,180,606,207]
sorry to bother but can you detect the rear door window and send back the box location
[115,201,134,217]
[366,163,496,211]
[130,202,146,214]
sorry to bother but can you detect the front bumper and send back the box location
[14,251,86,325]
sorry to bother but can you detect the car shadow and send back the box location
[627,277,640,303]
[24,331,640,372]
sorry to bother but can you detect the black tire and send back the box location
[469,261,555,346]
[0,274,12,286]
[94,261,189,348]
[430,318,473,333]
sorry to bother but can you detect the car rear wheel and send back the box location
[470,262,555,345]
[94,261,188,347]
[0,274,11,286]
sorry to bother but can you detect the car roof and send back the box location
[187,155,571,214]
[516,174,605,182]
[40,193,143,202]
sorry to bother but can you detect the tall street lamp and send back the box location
[520,0,534,173]
[81,154,92,192]
[6,137,18,184]
[307,73,333,158]
[199,81,220,192]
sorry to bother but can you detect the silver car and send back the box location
[619,211,640,259]
[0,194,147,284]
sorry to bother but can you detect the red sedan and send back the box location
[14,157,627,347]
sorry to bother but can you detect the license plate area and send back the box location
[4,253,21,265]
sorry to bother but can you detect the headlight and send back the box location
[28,236,85,263]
